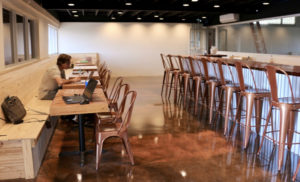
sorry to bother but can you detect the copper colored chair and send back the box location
[95,90,137,169]
[188,57,206,113]
[258,65,300,172]
[178,56,192,107]
[166,55,181,101]
[235,61,271,149]
[160,53,177,96]
[99,69,111,98]
[216,59,241,135]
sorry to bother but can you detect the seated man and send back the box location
[39,54,81,100]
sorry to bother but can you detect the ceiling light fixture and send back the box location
[256,9,259,12]
[213,4,220,8]
[74,14,79,17]
[182,18,186,21]
[68,3,75,6]
[125,2,132,6]
[159,17,164,20]
[111,17,116,20]
[118,11,123,14]
[191,0,198,2]
[202,16,207,19]
[183,3,189,7]
[71,10,77,13]
[262,2,270,5]
[137,17,142,20]
[154,15,159,18]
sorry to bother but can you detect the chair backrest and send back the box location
[195,57,209,80]
[160,53,170,71]
[216,59,237,86]
[235,61,259,92]
[111,83,130,113]
[167,54,180,71]
[178,56,191,73]
[108,77,124,100]
[206,58,220,80]
[100,70,111,96]
[265,65,295,103]
[118,91,137,134]
[189,56,202,76]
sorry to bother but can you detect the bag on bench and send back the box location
[1,96,26,124]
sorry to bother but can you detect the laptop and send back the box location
[62,78,98,104]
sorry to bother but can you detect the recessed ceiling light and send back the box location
[68,3,75,6]
[213,4,220,8]
[71,10,77,13]
[191,0,198,2]
[159,17,164,20]
[256,9,259,12]
[183,3,189,7]
[154,15,159,18]
[118,11,123,14]
[125,2,132,6]
[262,2,270,5]
[74,14,79,17]
[202,16,207,19]
[111,17,116,20]
[182,18,186,21]
[137,17,142,20]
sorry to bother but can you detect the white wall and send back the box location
[58,23,190,77]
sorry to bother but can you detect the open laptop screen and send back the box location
[82,78,98,100]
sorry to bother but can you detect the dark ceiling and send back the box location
[33,0,300,25]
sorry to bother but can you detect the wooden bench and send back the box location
[0,57,59,180]
[0,53,99,180]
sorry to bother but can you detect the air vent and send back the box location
[219,13,239,23]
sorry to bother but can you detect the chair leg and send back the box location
[257,105,272,155]
[244,93,255,149]
[161,70,166,95]
[293,159,300,181]
[194,77,201,114]
[183,74,189,107]
[209,82,217,124]
[278,105,291,171]
[96,134,104,170]
[122,133,135,165]
[224,87,234,136]
[254,98,263,134]
[288,110,296,149]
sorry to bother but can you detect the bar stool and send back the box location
[235,61,271,149]
[160,53,178,96]
[178,56,192,107]
[216,59,241,135]
[188,56,206,113]
[258,65,300,172]
[167,55,181,102]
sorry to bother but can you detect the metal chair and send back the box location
[216,59,241,135]
[235,61,271,149]
[95,90,137,169]
[258,65,300,172]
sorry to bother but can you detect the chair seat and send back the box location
[98,122,121,132]
[277,97,300,104]
[244,88,270,94]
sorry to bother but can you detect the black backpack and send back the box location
[1,96,26,124]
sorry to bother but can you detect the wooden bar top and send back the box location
[200,56,300,76]
[50,88,108,116]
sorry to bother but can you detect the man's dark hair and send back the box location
[57,54,71,66]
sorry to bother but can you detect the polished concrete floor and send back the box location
[4,76,300,182]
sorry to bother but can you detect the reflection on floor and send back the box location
[5,76,300,182]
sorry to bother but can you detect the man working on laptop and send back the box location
[38,54,81,100]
